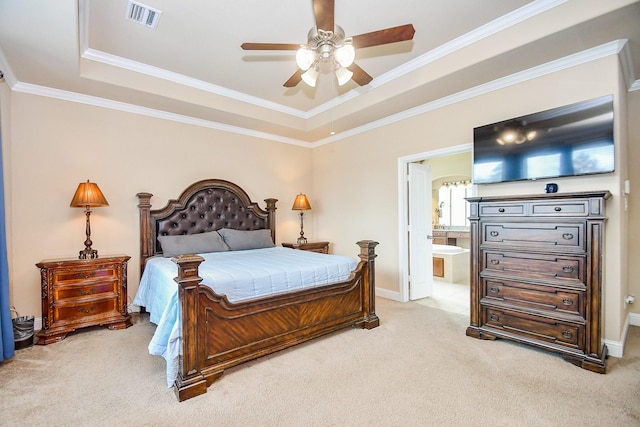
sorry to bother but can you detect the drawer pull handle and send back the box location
[561,330,573,339]
[490,259,500,265]
[562,298,573,306]
[489,286,499,294]
[489,314,499,322]
[498,208,505,213]
[490,231,499,237]
[77,306,97,314]
[78,288,95,296]
[562,266,574,273]
[554,207,562,212]
[562,233,574,240]
[76,272,96,279]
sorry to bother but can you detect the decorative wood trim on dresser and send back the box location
[465,191,611,373]
[36,255,132,344]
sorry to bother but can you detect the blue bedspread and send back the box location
[133,247,358,386]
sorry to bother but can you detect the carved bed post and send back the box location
[136,192,153,276]
[172,254,207,402]
[264,198,278,243]
[357,240,380,329]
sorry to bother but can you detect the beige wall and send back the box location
[3,92,312,318]
[1,52,638,346]
[313,55,634,342]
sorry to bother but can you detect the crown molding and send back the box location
[312,39,630,147]
[77,0,568,120]
[7,39,631,147]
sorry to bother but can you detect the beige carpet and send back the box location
[1,298,639,426]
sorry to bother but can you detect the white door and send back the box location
[408,162,433,300]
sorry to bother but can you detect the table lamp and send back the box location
[291,193,311,244]
[70,180,109,259]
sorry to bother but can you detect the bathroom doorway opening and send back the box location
[398,144,473,315]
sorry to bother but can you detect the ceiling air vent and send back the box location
[126,1,162,29]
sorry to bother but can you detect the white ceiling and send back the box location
[1,0,639,145]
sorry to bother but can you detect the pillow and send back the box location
[158,230,230,257]
[217,228,275,251]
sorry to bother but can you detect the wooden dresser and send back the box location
[465,191,610,373]
[36,255,132,344]
[282,241,330,254]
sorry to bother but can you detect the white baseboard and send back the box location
[375,287,402,302]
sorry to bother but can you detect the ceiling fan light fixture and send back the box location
[295,46,315,71]
[334,42,355,68]
[335,66,353,86]
[301,67,319,87]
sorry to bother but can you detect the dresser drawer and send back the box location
[53,297,119,324]
[482,278,584,317]
[432,231,447,237]
[51,265,119,285]
[530,200,590,216]
[482,250,584,283]
[478,202,526,216]
[483,306,584,350]
[54,281,118,301]
[482,222,584,251]
[447,231,470,239]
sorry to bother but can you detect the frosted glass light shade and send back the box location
[334,43,355,67]
[295,47,315,71]
[335,66,353,86]
[301,68,319,87]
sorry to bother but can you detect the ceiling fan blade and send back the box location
[351,24,416,49]
[313,0,334,32]
[347,63,373,86]
[283,69,304,87]
[241,42,300,51]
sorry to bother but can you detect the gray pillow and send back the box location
[158,231,230,257]
[217,228,275,251]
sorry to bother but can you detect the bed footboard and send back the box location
[171,240,379,402]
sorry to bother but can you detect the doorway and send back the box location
[397,144,473,314]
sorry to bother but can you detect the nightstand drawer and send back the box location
[52,265,119,284]
[53,297,119,323]
[482,222,584,251]
[54,281,118,301]
[482,278,584,317]
[483,306,584,350]
[482,250,584,283]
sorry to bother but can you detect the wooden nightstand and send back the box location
[35,255,132,345]
[282,241,330,254]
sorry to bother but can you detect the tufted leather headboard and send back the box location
[137,179,277,275]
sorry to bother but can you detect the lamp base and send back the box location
[79,248,99,259]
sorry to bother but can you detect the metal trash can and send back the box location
[11,308,35,350]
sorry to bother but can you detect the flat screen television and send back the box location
[472,95,614,184]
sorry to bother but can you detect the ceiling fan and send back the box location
[240,0,415,88]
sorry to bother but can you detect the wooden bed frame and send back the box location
[136,179,379,401]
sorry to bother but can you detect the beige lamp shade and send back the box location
[70,180,108,259]
[291,193,311,211]
[70,180,109,208]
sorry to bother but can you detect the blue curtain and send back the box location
[0,128,15,362]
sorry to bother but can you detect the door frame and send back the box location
[397,143,472,303]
